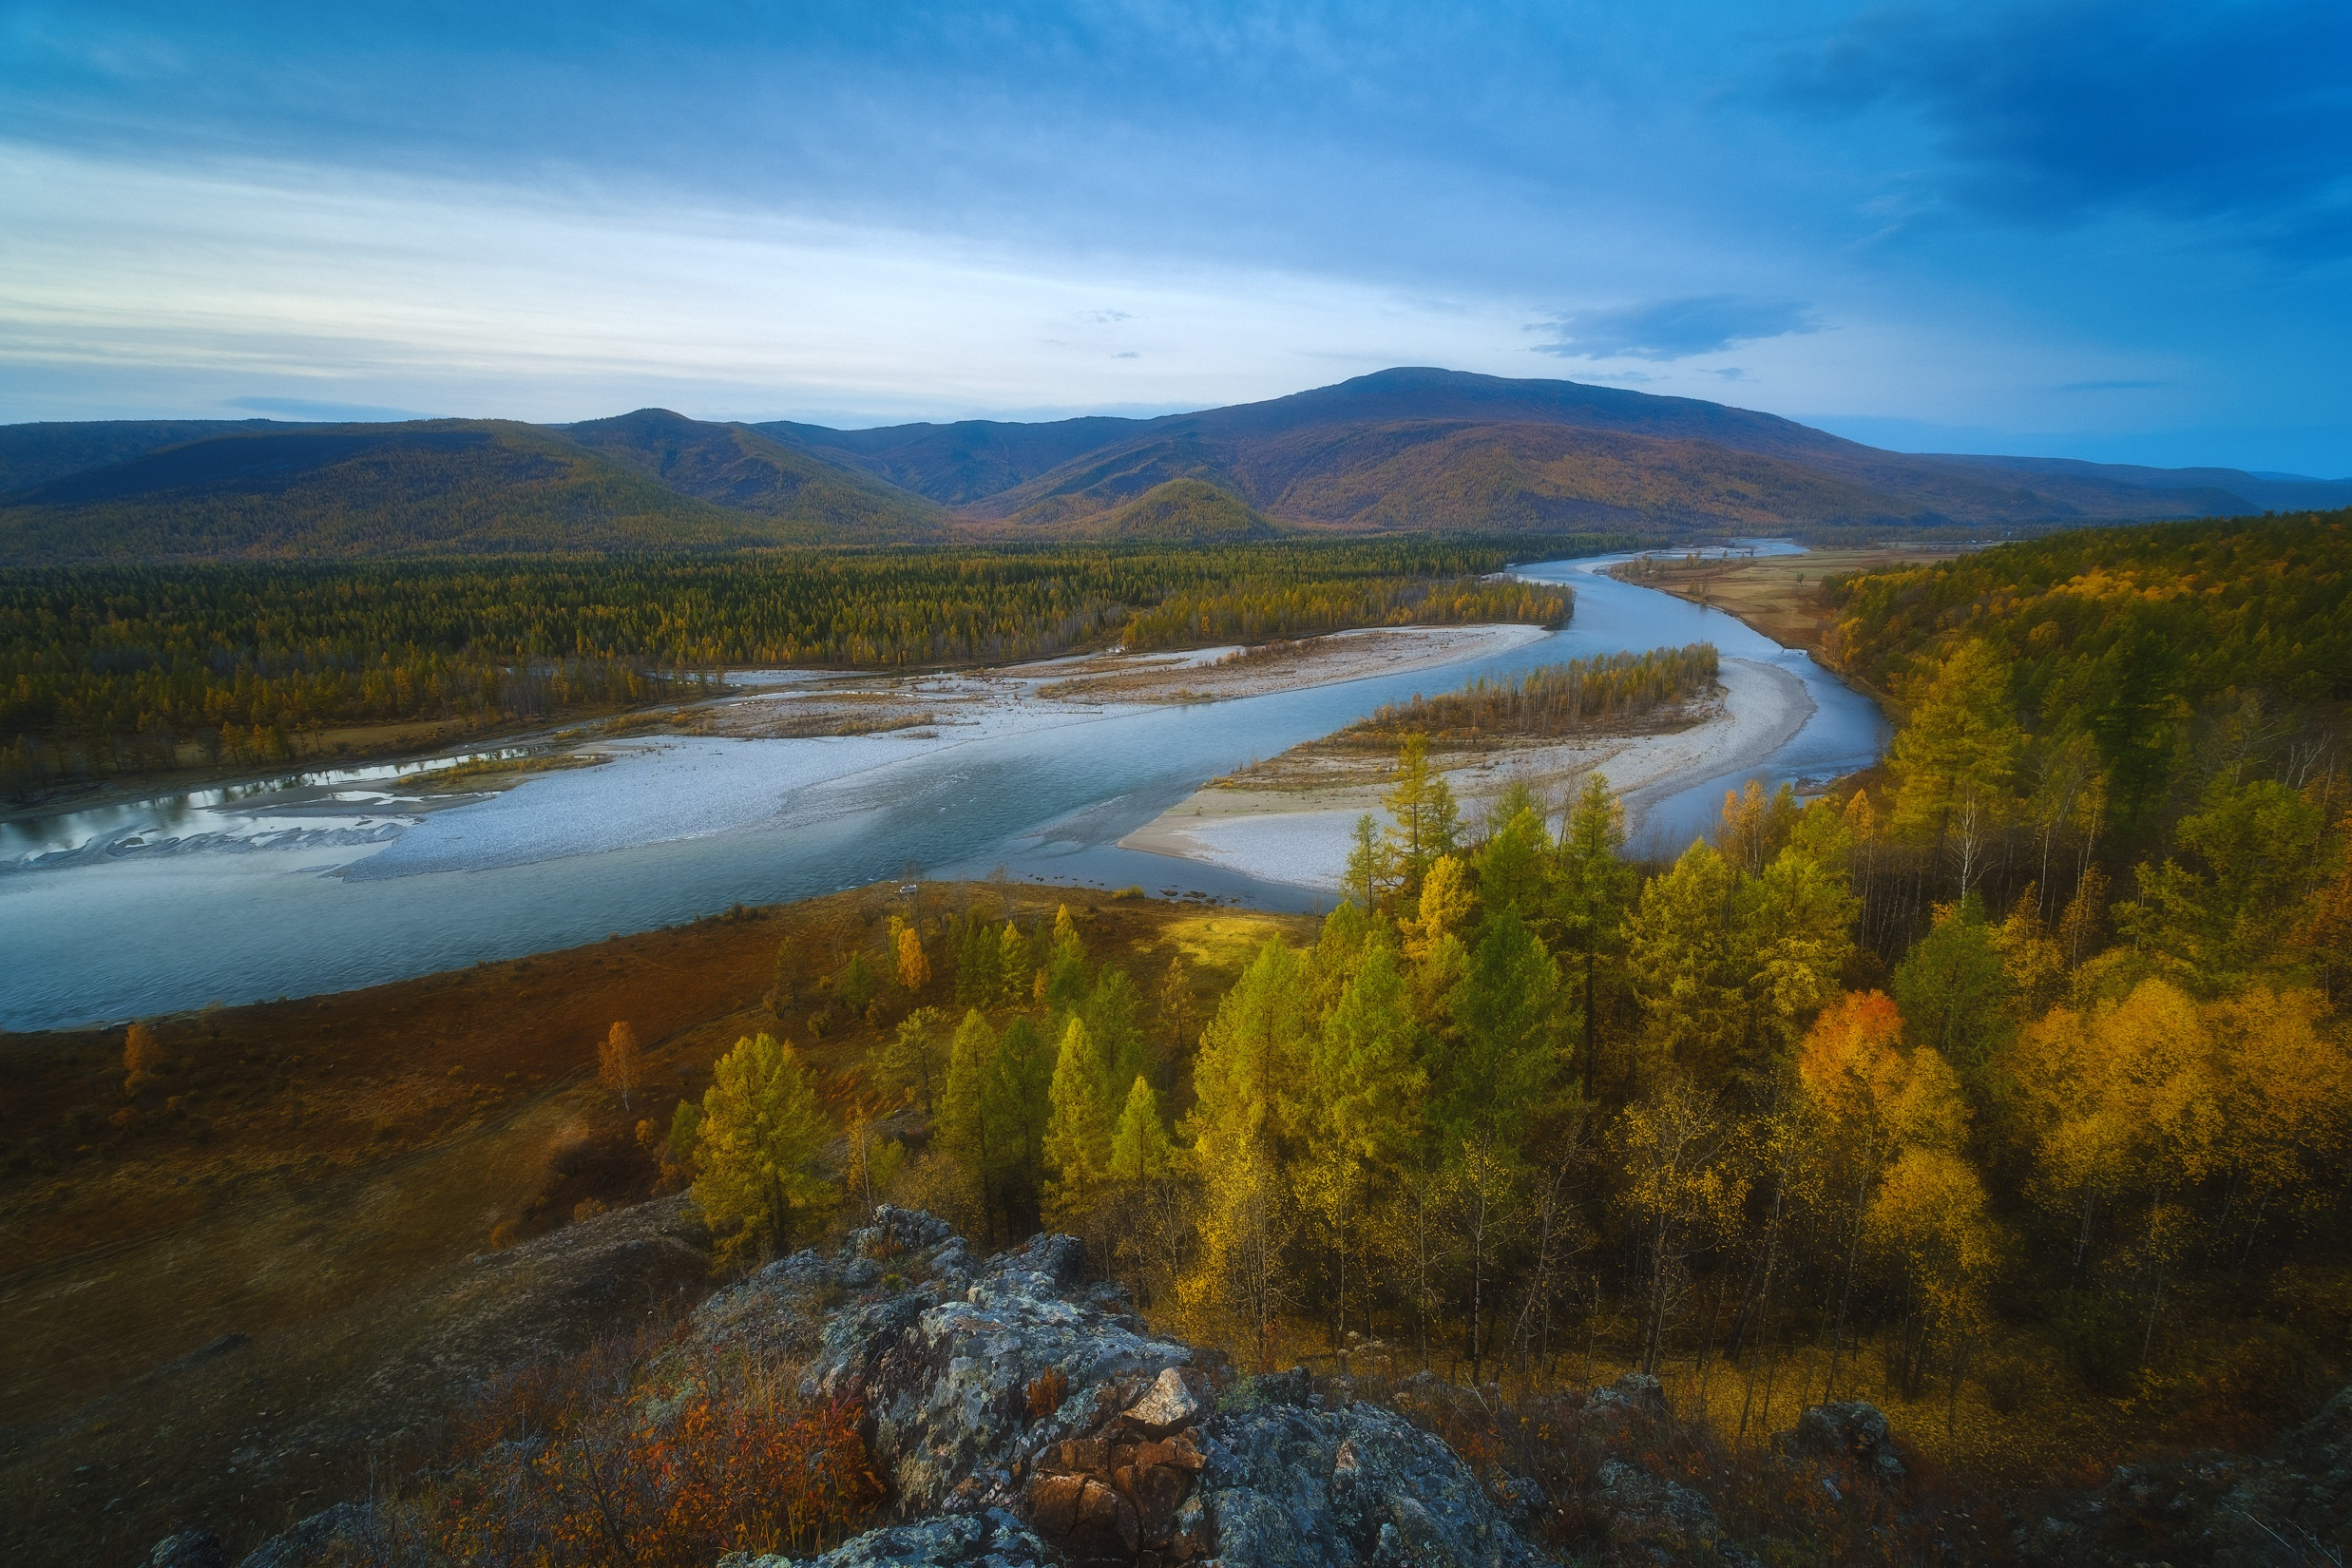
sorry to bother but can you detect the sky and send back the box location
[2,2,2348,474]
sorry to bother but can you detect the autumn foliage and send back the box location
[425,1335,882,1567]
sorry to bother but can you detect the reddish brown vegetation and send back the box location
[428,1337,882,1567]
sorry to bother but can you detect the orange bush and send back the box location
[431,1351,882,1568]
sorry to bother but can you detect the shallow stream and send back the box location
[0,552,1884,1030]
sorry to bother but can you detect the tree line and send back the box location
[0,537,1593,797]
[1343,642,1719,746]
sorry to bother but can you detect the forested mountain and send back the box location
[7,370,2348,563]
[564,409,942,538]
[0,421,800,562]
[757,412,1144,504]
[0,419,300,495]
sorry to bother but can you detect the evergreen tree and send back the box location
[1885,639,2022,891]
[1383,733,1461,889]
[1109,1074,1173,1181]
[874,1006,947,1113]
[985,1013,1057,1229]
[1558,773,1634,1099]
[997,920,1034,1004]
[692,1032,835,1269]
[939,1008,1007,1243]
[1042,1017,1114,1230]
[1082,966,1146,1107]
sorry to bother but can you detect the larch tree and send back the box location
[1884,638,2022,892]
[997,920,1034,1004]
[692,1032,835,1270]
[1183,938,1311,1360]
[1403,853,1476,968]
[1157,953,1194,1063]
[1299,934,1426,1349]
[874,1007,946,1114]
[1736,806,1860,1085]
[599,1020,642,1111]
[1625,839,1745,1091]
[938,1008,1007,1243]
[896,924,932,993]
[1437,906,1563,1381]
[1557,773,1634,1100]
[1346,812,1397,912]
[1109,1075,1173,1181]
[1042,1016,1114,1231]
[1383,733,1461,889]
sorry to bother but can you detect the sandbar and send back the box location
[1117,656,1815,889]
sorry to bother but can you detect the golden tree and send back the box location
[895,925,931,993]
[122,1022,165,1098]
[692,1032,836,1270]
[600,1021,642,1111]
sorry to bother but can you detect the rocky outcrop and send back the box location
[706,1210,1543,1567]
[191,1204,2352,1568]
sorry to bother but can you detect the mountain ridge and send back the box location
[5,369,2347,563]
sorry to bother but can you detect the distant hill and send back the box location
[1099,478,1283,541]
[7,369,2347,563]
[564,409,941,539]
[757,414,1142,505]
[0,421,793,563]
[0,419,293,495]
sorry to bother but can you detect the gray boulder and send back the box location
[729,1509,1055,1568]
[1199,1399,1544,1568]
[144,1531,228,1568]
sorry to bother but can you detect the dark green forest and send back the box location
[0,536,1597,795]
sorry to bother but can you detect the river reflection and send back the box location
[0,553,1884,1030]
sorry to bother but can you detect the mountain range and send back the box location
[4,368,2347,563]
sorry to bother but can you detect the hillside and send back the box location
[1098,476,1282,540]
[563,408,943,539]
[0,419,293,495]
[0,421,800,562]
[8,369,2350,563]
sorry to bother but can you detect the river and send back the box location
[0,551,1885,1031]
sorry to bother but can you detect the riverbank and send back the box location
[1608,545,1958,659]
[1119,655,1814,888]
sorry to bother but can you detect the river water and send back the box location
[0,552,1884,1031]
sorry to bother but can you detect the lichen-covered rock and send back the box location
[730,1508,1055,1568]
[234,1501,385,1568]
[145,1530,228,1568]
[1198,1399,1543,1568]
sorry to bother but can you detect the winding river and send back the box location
[0,552,1885,1031]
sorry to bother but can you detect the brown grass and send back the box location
[1612,546,1960,658]
[0,882,1307,1568]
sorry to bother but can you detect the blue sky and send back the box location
[3,2,2348,473]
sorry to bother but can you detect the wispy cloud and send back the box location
[1532,296,1816,361]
